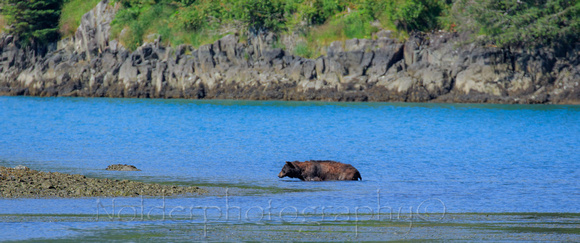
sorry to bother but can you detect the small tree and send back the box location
[454,0,580,47]
[1,0,63,46]
[233,0,286,32]
[385,0,447,33]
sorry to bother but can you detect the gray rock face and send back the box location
[0,0,578,104]
[73,0,118,60]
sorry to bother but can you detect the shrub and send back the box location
[0,14,6,33]
[385,0,447,32]
[454,0,580,47]
[296,10,377,58]
[1,0,63,46]
[59,0,102,37]
[308,0,345,25]
[293,41,312,57]
[111,1,174,50]
[171,0,221,31]
[105,0,577,52]
[232,0,286,32]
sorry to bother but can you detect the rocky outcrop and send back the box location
[0,0,578,104]
[106,164,141,171]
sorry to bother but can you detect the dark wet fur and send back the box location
[278,160,362,181]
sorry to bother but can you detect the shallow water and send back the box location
[1,96,579,240]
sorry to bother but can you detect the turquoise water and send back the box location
[0,96,579,240]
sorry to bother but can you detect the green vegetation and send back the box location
[109,0,231,49]
[0,14,5,33]
[1,0,579,51]
[4,212,576,241]
[110,2,176,50]
[294,41,312,57]
[284,0,450,57]
[0,0,62,46]
[59,0,102,37]
[106,0,456,51]
[106,0,580,52]
[453,0,580,47]
[385,0,449,32]
[297,10,380,58]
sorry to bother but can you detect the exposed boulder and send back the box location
[106,164,141,171]
[13,165,29,170]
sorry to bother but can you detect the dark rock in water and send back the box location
[106,164,141,171]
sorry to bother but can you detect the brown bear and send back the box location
[278,160,362,181]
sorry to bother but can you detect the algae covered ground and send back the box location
[1,212,578,242]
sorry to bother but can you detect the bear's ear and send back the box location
[286,161,296,168]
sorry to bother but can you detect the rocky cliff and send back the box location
[1,0,578,104]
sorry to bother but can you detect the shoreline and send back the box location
[0,1,578,105]
[0,166,207,198]
[1,165,578,240]
[2,94,580,105]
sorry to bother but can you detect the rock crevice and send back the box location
[0,0,578,104]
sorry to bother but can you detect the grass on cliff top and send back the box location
[109,2,228,50]
[293,11,394,58]
[59,0,103,38]
[0,14,5,34]
[105,0,418,52]
[57,0,388,55]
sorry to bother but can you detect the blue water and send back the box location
[0,96,579,240]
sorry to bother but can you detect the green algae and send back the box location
[492,226,580,234]
[4,212,573,242]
